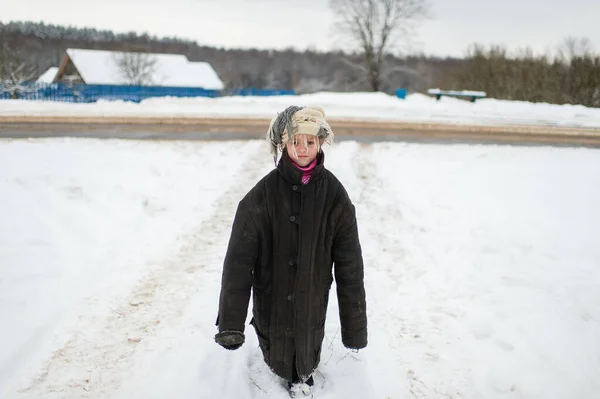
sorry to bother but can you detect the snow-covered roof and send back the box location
[65,49,224,90]
[36,67,58,83]
[168,61,224,90]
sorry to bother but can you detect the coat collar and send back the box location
[277,151,325,185]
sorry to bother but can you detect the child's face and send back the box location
[286,134,320,167]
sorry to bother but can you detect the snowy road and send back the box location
[1,138,600,399]
[0,124,262,141]
[3,122,600,148]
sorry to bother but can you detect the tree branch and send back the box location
[330,0,430,91]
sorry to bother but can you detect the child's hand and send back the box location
[214,330,245,350]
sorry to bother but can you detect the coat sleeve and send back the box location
[332,198,368,349]
[216,200,259,333]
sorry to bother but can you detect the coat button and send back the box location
[287,294,293,301]
[288,259,295,266]
[290,216,296,222]
[292,185,298,191]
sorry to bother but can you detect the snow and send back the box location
[65,49,224,89]
[184,62,225,91]
[35,67,58,84]
[1,137,600,399]
[2,91,600,129]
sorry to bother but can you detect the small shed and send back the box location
[53,48,224,90]
[36,67,59,83]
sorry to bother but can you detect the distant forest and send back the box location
[0,20,462,94]
[1,21,599,107]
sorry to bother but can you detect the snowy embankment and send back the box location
[1,138,599,399]
[2,92,600,129]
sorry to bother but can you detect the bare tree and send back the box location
[113,51,158,86]
[0,41,37,98]
[330,0,430,91]
[556,37,593,64]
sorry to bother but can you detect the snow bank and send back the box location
[2,91,600,129]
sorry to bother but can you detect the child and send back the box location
[214,105,367,397]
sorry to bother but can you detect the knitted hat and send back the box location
[266,105,334,162]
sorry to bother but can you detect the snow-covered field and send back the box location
[1,137,600,399]
[2,91,600,129]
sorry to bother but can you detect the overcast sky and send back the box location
[1,0,599,57]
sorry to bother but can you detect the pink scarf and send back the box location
[292,157,318,185]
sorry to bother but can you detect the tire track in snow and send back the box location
[346,143,420,397]
[350,142,468,399]
[328,141,463,398]
[14,142,272,399]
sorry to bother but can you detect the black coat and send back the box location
[216,151,367,381]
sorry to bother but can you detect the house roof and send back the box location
[36,67,58,83]
[64,48,224,90]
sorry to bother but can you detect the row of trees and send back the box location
[1,20,191,45]
[445,41,600,107]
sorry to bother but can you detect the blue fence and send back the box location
[224,88,295,97]
[0,83,295,103]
